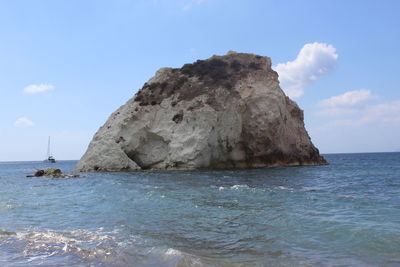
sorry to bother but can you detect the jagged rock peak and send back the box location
[133,52,275,110]
[77,52,327,171]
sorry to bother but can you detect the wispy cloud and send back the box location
[183,0,205,11]
[363,100,400,124]
[316,89,375,117]
[14,116,35,127]
[316,107,360,117]
[318,89,376,108]
[23,84,54,94]
[317,90,400,126]
[274,42,338,98]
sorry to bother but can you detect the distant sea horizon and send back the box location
[1,151,399,163]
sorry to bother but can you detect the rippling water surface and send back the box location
[0,153,399,266]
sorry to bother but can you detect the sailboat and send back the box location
[44,136,56,163]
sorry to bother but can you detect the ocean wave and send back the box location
[0,228,212,267]
[0,228,122,266]
[217,185,251,191]
[275,185,295,192]
[145,247,206,267]
[216,184,315,195]
[230,185,250,190]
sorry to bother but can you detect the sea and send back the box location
[0,153,399,267]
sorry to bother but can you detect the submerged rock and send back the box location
[77,52,327,171]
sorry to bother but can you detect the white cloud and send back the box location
[14,117,35,127]
[316,89,377,117]
[274,42,338,98]
[316,107,359,117]
[23,84,54,94]
[316,89,400,127]
[318,101,400,127]
[183,0,205,10]
[364,100,400,124]
[318,89,375,108]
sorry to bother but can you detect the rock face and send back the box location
[77,52,327,171]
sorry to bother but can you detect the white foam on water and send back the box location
[149,247,205,267]
[4,227,122,265]
[276,185,295,192]
[165,248,182,256]
[230,184,249,190]
[1,227,214,267]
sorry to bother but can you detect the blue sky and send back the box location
[1,0,400,161]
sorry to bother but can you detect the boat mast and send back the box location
[47,136,51,158]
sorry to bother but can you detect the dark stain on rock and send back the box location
[115,136,125,144]
[248,62,262,70]
[230,60,242,71]
[133,54,268,110]
[172,110,184,123]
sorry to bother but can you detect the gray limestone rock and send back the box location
[77,52,327,171]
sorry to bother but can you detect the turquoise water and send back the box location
[0,153,399,266]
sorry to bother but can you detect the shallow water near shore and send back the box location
[0,153,399,266]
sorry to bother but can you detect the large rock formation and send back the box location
[77,52,327,171]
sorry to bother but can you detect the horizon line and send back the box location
[1,151,399,163]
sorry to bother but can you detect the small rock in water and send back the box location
[27,168,83,178]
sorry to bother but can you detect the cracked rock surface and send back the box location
[76,52,327,171]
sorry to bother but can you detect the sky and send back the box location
[1,0,400,161]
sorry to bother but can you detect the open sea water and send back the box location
[0,153,399,267]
